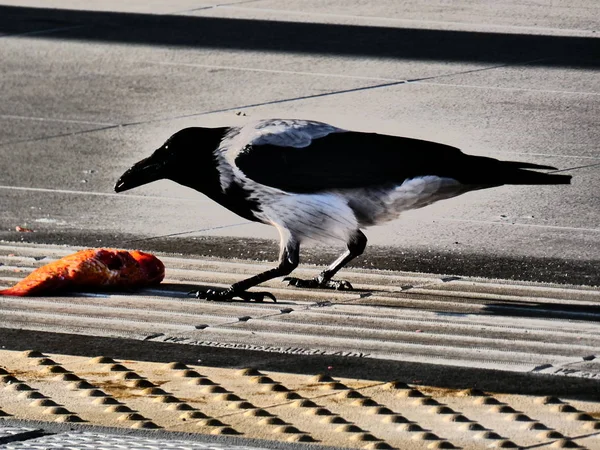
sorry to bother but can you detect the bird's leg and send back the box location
[191,238,299,302]
[285,230,367,291]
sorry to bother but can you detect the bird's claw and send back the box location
[188,288,276,302]
[283,277,353,291]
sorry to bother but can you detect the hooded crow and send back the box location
[115,119,571,302]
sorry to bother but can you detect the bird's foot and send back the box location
[189,288,276,302]
[283,277,353,291]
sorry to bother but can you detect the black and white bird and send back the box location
[115,119,571,302]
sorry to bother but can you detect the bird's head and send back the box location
[114,127,226,193]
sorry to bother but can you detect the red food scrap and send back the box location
[0,248,164,296]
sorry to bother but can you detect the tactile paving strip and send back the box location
[1,350,599,449]
[1,243,599,377]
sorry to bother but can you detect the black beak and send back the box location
[114,156,165,193]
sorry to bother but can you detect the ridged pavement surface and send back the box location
[1,242,600,449]
[0,242,599,376]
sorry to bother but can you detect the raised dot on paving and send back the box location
[459,423,485,431]
[383,414,410,424]
[475,431,503,440]
[80,389,108,397]
[335,390,362,400]
[44,406,72,415]
[55,414,84,423]
[277,392,302,400]
[249,375,275,384]
[22,350,45,358]
[210,427,239,435]
[443,414,471,422]
[475,396,501,405]
[368,406,394,415]
[189,377,216,385]
[536,396,563,405]
[168,403,195,411]
[385,380,410,390]
[273,425,303,434]
[201,385,228,394]
[43,366,69,374]
[215,393,240,401]
[30,399,58,407]
[414,398,439,406]
[127,379,154,388]
[176,369,202,378]
[428,442,457,449]
[398,423,424,432]
[259,417,287,426]
[552,404,578,413]
[430,406,455,414]
[491,440,519,448]
[1,375,20,383]
[19,391,46,399]
[523,422,550,430]
[6,383,34,392]
[305,407,332,416]
[550,439,581,448]
[69,381,95,390]
[55,374,81,382]
[286,435,315,443]
[311,373,335,383]
[364,442,394,450]
[163,362,189,370]
[350,433,380,442]
[131,421,161,429]
[353,399,380,410]
[228,401,254,410]
[108,364,130,372]
[141,387,167,395]
[92,397,120,405]
[180,411,208,419]
[244,408,272,417]
[505,413,532,422]
[397,389,424,398]
[105,405,134,413]
[88,356,116,364]
[35,358,57,366]
[152,395,180,403]
[321,416,349,424]
[117,371,142,380]
[237,368,262,376]
[582,421,600,430]
[460,388,486,397]
[118,413,147,422]
[568,412,594,421]
[292,399,317,408]
[538,431,564,439]
[412,432,440,441]
[335,424,363,433]
[198,418,227,427]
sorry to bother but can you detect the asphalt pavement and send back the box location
[0,0,598,284]
[0,2,599,449]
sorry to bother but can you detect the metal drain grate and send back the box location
[1,349,599,449]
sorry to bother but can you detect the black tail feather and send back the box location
[457,156,572,186]
[502,161,558,171]
[501,169,571,185]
